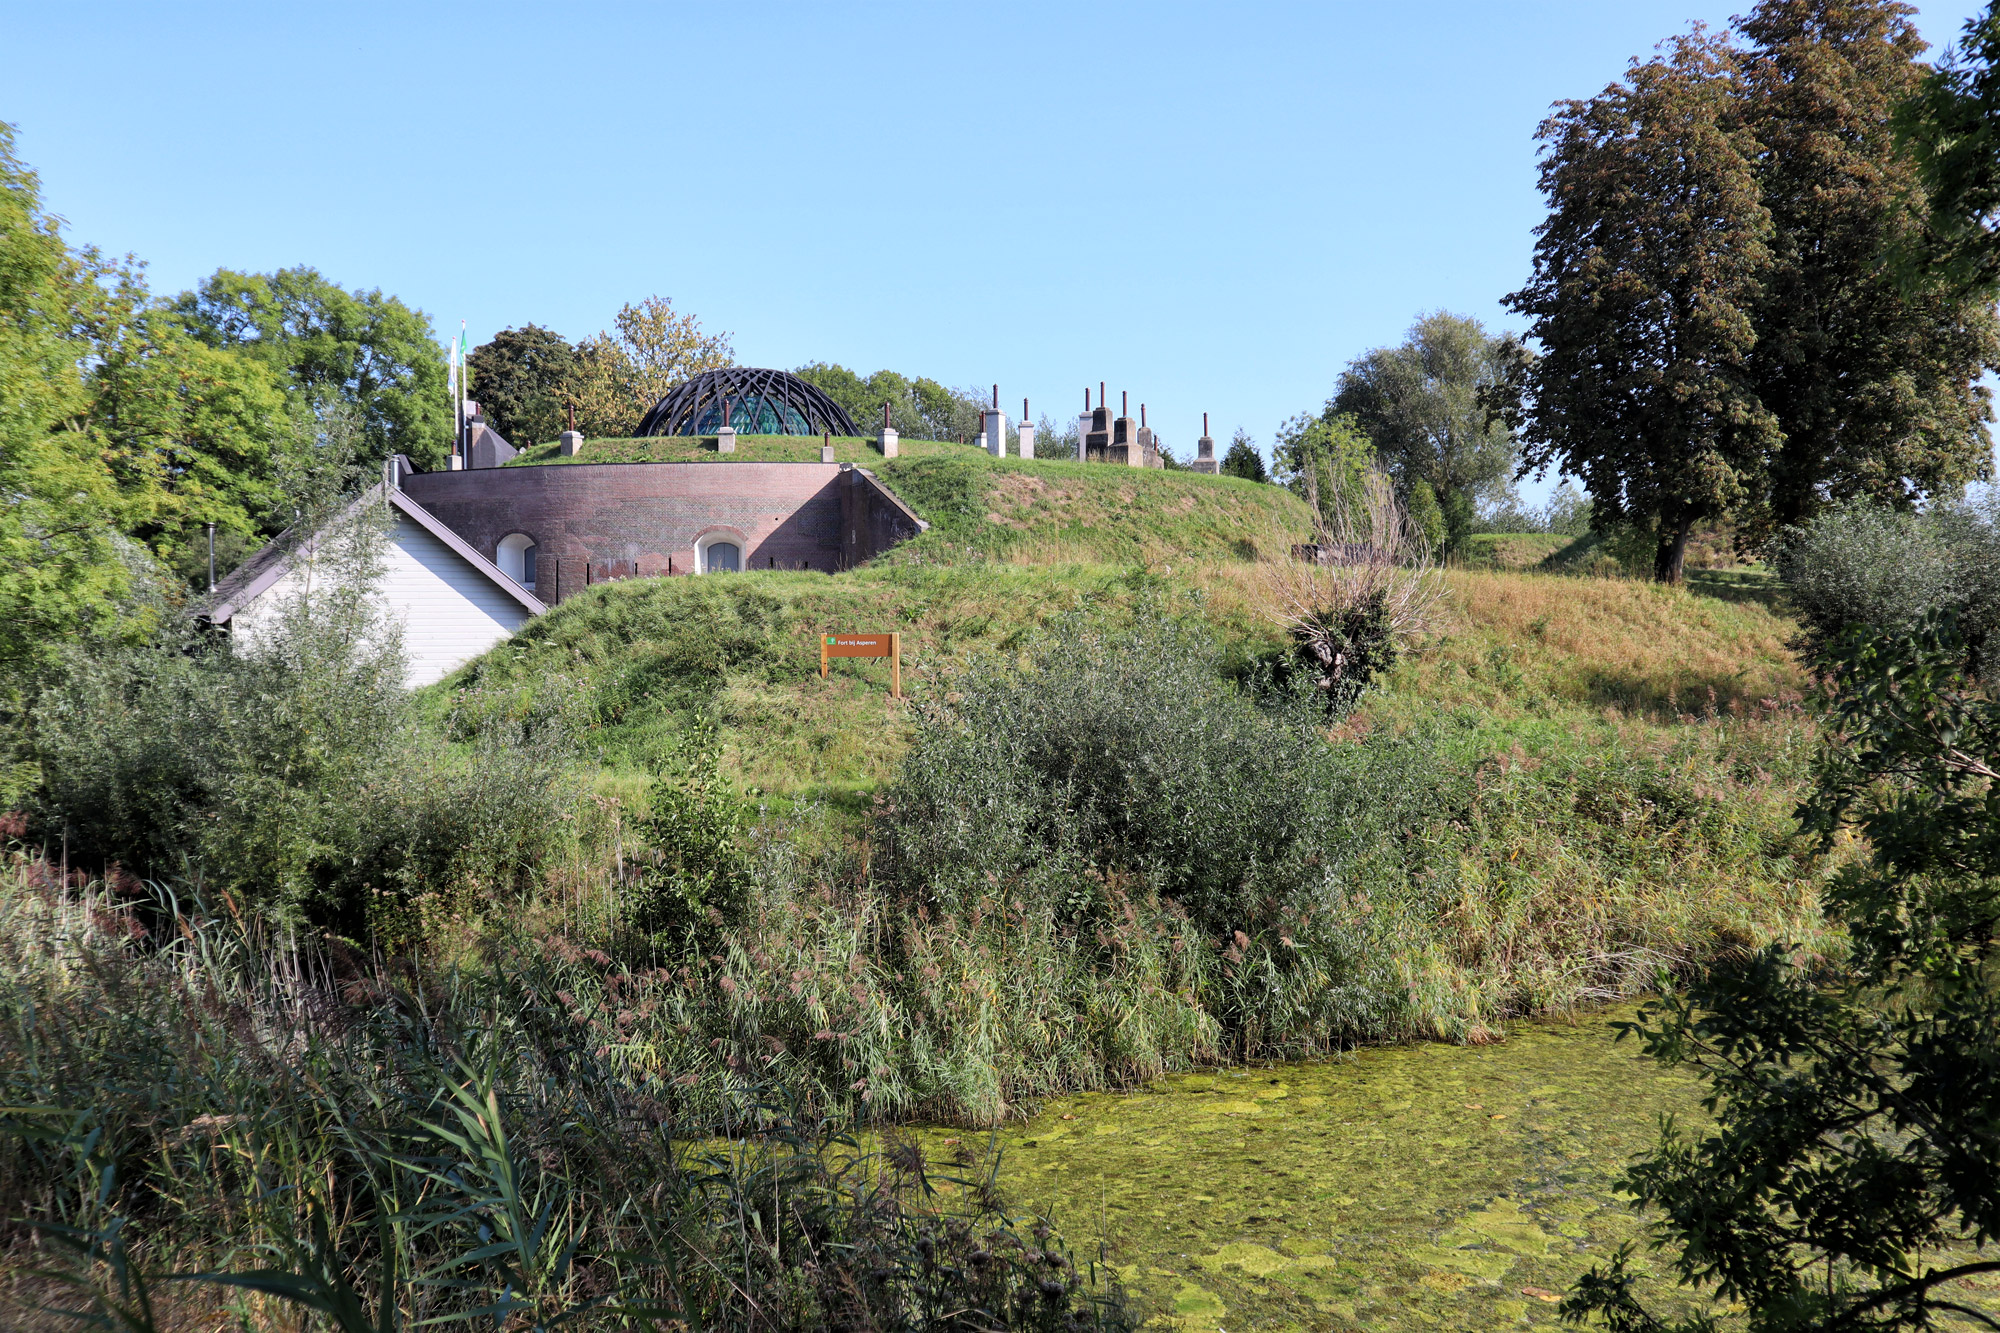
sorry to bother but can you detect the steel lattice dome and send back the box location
[634,368,859,438]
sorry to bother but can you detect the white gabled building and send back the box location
[203,482,546,688]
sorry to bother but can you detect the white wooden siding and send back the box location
[232,513,531,687]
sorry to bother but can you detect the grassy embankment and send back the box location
[431,444,1818,1111]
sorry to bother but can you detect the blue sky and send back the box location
[6,0,1991,497]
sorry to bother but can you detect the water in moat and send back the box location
[903,1008,1997,1331]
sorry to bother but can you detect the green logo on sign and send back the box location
[826,636,836,645]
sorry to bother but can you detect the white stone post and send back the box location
[1017,420,1035,459]
[878,427,899,459]
[558,430,584,456]
[983,408,1009,458]
[716,426,736,454]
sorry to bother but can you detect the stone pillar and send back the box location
[1017,420,1035,459]
[821,441,836,463]
[878,427,899,458]
[558,430,584,456]
[983,408,1009,457]
[716,427,736,454]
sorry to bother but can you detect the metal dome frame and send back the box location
[634,367,860,438]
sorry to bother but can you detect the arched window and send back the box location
[694,529,747,575]
[497,533,538,589]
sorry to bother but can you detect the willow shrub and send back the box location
[878,615,1448,1047]
[35,597,578,941]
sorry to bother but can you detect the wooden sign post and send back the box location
[822,632,902,698]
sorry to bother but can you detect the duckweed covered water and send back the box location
[914,1010,1707,1331]
[890,1006,2000,1331]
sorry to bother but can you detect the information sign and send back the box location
[821,632,902,697]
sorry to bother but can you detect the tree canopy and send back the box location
[1503,29,1780,583]
[564,297,733,437]
[466,323,576,449]
[1506,0,2000,581]
[171,267,452,469]
[0,123,144,682]
[1900,0,2000,291]
[793,363,987,443]
[1329,310,1518,547]
[1743,0,1999,539]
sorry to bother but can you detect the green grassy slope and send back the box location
[438,560,1803,808]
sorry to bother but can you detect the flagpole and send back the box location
[459,320,469,465]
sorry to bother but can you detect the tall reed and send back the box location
[0,861,1130,1332]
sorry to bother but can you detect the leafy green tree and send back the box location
[1742,0,1999,540]
[1406,480,1447,553]
[1899,0,2000,291]
[565,296,733,437]
[1330,311,1518,533]
[170,267,452,468]
[0,124,157,685]
[1219,429,1267,482]
[793,363,928,438]
[1567,611,2000,1332]
[86,298,290,573]
[1503,31,1779,584]
[1274,413,1374,529]
[466,324,577,449]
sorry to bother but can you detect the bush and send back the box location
[880,614,1342,937]
[628,718,750,948]
[1771,497,2000,672]
[35,581,577,939]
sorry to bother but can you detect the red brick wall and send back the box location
[399,461,916,603]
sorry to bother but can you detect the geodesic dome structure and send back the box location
[634,368,859,438]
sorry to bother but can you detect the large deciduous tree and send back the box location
[0,124,141,682]
[466,324,577,449]
[563,296,733,437]
[1329,311,1518,549]
[1900,0,2000,291]
[1742,0,1999,539]
[1503,30,1780,584]
[170,267,452,468]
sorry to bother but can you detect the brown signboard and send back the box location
[821,632,902,697]
[824,634,894,657]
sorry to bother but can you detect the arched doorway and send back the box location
[496,532,538,590]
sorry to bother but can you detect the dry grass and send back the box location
[1408,569,1805,718]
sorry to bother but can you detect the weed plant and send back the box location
[0,865,1131,1332]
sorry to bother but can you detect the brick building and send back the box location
[203,454,928,685]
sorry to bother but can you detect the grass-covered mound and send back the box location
[1454,532,1573,570]
[440,561,1803,801]
[503,434,1318,568]
[422,560,1820,1122]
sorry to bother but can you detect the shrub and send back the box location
[628,718,750,948]
[35,579,577,938]
[1771,496,1999,670]
[880,614,1338,937]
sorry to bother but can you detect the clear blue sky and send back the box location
[6,0,1991,497]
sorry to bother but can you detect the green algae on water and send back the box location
[916,1009,1714,1331]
